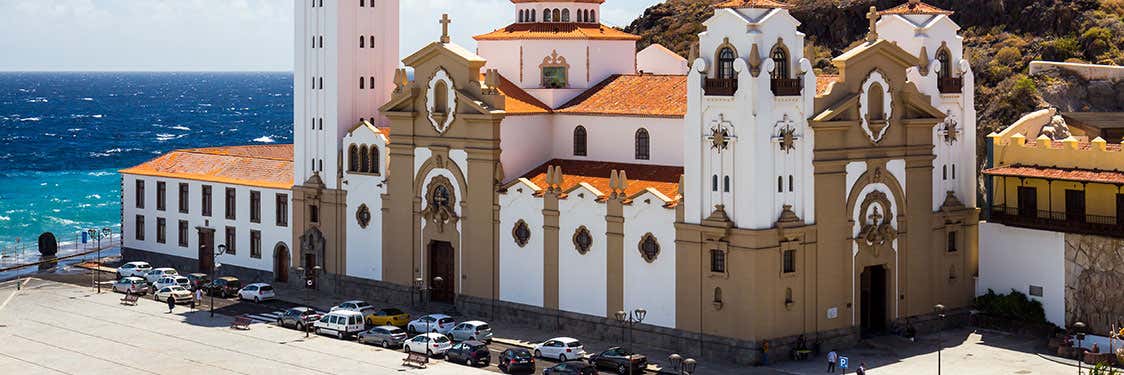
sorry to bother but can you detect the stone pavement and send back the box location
[0,278,491,375]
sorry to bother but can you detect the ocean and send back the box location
[0,72,293,249]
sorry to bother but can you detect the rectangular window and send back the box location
[156,181,166,211]
[135,215,145,241]
[202,185,213,217]
[225,226,236,255]
[541,66,567,88]
[250,230,262,259]
[947,231,957,252]
[225,187,237,220]
[178,220,189,247]
[178,183,189,213]
[1065,189,1086,223]
[250,191,261,223]
[782,249,796,273]
[135,180,145,209]
[276,193,289,227]
[1028,285,1044,297]
[710,249,725,273]
[309,204,320,223]
[156,217,166,244]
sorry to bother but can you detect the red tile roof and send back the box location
[879,1,953,15]
[474,23,640,41]
[120,145,294,189]
[984,165,1124,185]
[557,74,688,118]
[714,0,793,9]
[816,74,839,96]
[519,159,682,204]
[497,74,552,115]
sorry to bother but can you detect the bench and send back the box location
[402,352,429,368]
[230,316,252,330]
[120,293,139,306]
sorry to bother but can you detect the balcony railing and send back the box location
[989,205,1123,238]
[938,76,963,94]
[704,78,738,96]
[771,78,802,96]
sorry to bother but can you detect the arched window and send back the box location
[544,8,552,22]
[561,9,570,22]
[937,48,952,79]
[519,9,524,22]
[359,77,365,89]
[723,176,731,192]
[573,126,587,156]
[530,9,536,22]
[788,175,794,192]
[713,287,723,303]
[868,82,885,121]
[589,10,595,22]
[348,145,358,172]
[942,165,948,180]
[711,175,718,192]
[771,46,789,79]
[634,128,650,160]
[553,9,561,23]
[369,76,375,89]
[952,164,956,179]
[434,81,448,114]
[369,35,374,47]
[777,176,784,193]
[370,146,379,174]
[717,48,736,79]
[360,36,365,48]
[358,145,370,173]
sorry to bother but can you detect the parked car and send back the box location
[153,285,193,303]
[143,267,178,284]
[446,340,491,367]
[366,307,410,327]
[276,307,322,331]
[407,313,455,334]
[205,276,241,298]
[543,361,597,375]
[403,332,452,357]
[237,283,276,303]
[184,273,210,290]
[313,310,366,339]
[588,347,647,375]
[449,320,493,343]
[331,300,376,319]
[116,261,152,278]
[533,337,586,362]
[152,276,189,291]
[112,276,149,294]
[357,325,408,348]
[498,348,536,374]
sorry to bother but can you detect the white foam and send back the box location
[26,98,47,103]
[170,125,191,131]
[19,117,41,122]
[79,97,94,101]
[0,216,9,221]
[252,136,275,143]
[86,194,102,199]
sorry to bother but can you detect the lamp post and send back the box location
[668,353,697,375]
[615,308,647,375]
[934,304,946,375]
[209,244,226,318]
[413,277,424,308]
[1074,321,1087,374]
[86,227,112,293]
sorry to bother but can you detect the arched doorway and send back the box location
[273,243,290,282]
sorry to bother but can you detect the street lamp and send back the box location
[934,304,946,375]
[615,308,647,375]
[413,277,424,307]
[209,244,227,318]
[87,227,112,293]
[1074,321,1087,374]
[668,353,697,375]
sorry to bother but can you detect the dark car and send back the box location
[205,276,241,297]
[276,307,322,331]
[589,347,647,374]
[184,273,210,291]
[446,340,491,367]
[498,348,535,374]
[544,361,597,375]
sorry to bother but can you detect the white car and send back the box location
[330,300,376,318]
[404,333,452,357]
[143,267,178,284]
[153,285,193,303]
[237,283,276,303]
[407,314,455,334]
[533,337,586,362]
[112,276,149,294]
[152,275,190,291]
[117,261,152,278]
[314,310,366,339]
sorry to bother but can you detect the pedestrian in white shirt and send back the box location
[827,349,838,373]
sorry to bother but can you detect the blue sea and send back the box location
[0,72,293,248]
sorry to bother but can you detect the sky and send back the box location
[0,0,663,71]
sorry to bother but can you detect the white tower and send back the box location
[684,1,816,229]
[294,0,399,188]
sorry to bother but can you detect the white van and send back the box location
[313,310,366,339]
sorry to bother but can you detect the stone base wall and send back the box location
[1064,233,1124,336]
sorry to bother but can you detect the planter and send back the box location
[1085,352,1116,366]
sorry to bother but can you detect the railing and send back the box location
[704,78,738,96]
[938,77,963,94]
[989,205,1123,238]
[771,78,802,96]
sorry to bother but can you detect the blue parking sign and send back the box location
[839,356,849,369]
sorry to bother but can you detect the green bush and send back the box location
[996,46,1023,66]
[1041,37,1082,61]
[1081,27,1115,59]
[974,289,1047,324]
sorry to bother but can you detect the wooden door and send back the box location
[1065,189,1086,223]
[197,229,214,274]
[428,241,455,303]
[1017,186,1038,218]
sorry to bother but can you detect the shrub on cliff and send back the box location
[974,289,1048,324]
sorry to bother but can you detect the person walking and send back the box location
[856,362,866,375]
[166,294,176,314]
[195,288,203,310]
[827,349,838,373]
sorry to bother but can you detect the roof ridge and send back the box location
[176,144,294,162]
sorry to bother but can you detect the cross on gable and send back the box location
[866,6,879,42]
[706,114,737,151]
[439,14,452,43]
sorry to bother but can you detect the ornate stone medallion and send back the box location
[855,191,897,257]
[639,233,660,263]
[423,176,457,233]
[513,219,531,247]
[355,204,371,229]
[707,114,736,151]
[940,111,959,145]
[573,226,592,254]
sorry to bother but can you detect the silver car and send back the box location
[112,276,149,294]
[449,320,493,343]
[357,325,408,348]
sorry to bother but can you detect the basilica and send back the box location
[120,0,979,360]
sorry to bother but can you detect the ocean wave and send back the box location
[67,128,83,132]
[0,216,9,221]
[253,136,275,143]
[46,216,81,226]
[43,133,56,137]
[156,133,183,141]
[26,98,48,103]
[79,97,94,101]
[91,114,103,118]
[85,194,102,199]
[19,117,41,122]
[170,125,191,131]
[87,171,112,177]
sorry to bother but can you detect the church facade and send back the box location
[121,0,980,362]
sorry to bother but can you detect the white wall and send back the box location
[552,115,683,167]
[499,180,545,307]
[637,44,688,75]
[978,222,1066,327]
[121,174,291,274]
[622,191,677,328]
[557,185,608,317]
[343,127,388,280]
[478,39,636,108]
[500,115,555,180]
